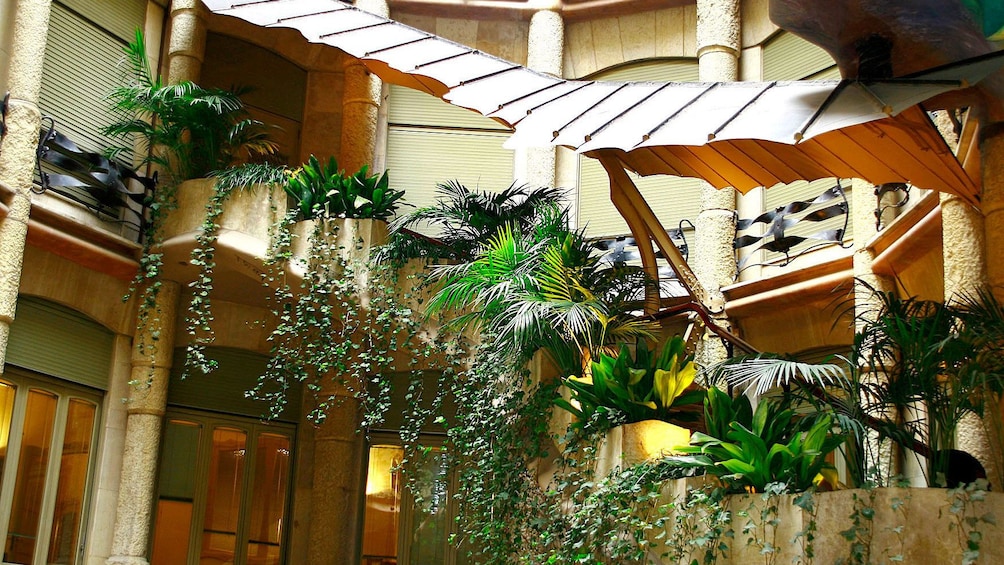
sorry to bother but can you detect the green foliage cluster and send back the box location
[285,155,404,221]
[426,210,659,376]
[104,30,277,185]
[249,214,435,426]
[555,337,704,431]
[673,388,845,494]
[383,180,567,263]
[109,31,279,366]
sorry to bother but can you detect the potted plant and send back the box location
[553,336,705,463]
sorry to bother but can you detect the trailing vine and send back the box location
[182,180,230,377]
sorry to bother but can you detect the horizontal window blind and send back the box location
[389,85,508,131]
[578,59,701,237]
[386,85,514,225]
[579,158,703,237]
[168,347,303,423]
[762,31,837,81]
[7,296,113,390]
[61,0,147,43]
[39,1,145,161]
[589,58,700,82]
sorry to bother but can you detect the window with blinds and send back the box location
[385,86,514,216]
[576,59,702,238]
[39,0,147,162]
[756,32,850,261]
[6,296,114,390]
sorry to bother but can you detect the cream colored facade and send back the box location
[0,0,998,563]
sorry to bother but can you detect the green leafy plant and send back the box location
[105,30,277,184]
[426,213,660,375]
[383,180,567,263]
[555,337,705,430]
[107,31,278,369]
[944,478,996,565]
[674,387,845,494]
[284,155,403,221]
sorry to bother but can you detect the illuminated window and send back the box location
[150,412,294,565]
[361,438,457,565]
[0,372,100,565]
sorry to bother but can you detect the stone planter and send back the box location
[161,177,286,243]
[717,487,1004,565]
[289,217,388,268]
[622,419,691,466]
[626,483,1004,564]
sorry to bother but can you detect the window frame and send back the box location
[150,408,297,565]
[362,432,459,565]
[0,368,102,565]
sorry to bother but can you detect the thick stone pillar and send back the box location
[694,0,739,365]
[0,0,52,371]
[107,281,180,565]
[306,391,366,564]
[978,122,1004,486]
[521,7,563,188]
[851,179,905,483]
[338,0,388,173]
[300,69,346,164]
[167,0,208,84]
[983,124,1004,298]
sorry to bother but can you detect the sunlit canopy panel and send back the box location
[204,0,1000,206]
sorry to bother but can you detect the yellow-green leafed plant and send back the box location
[554,336,705,430]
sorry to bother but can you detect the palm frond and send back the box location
[706,354,849,397]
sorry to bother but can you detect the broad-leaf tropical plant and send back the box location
[285,155,404,221]
[384,180,567,262]
[554,337,705,429]
[425,210,660,374]
[673,387,845,493]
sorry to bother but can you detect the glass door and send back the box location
[0,373,100,565]
[361,436,457,565]
[150,412,294,565]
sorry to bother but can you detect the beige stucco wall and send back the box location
[564,6,696,78]
[395,13,530,65]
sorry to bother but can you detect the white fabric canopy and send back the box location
[205,0,1001,204]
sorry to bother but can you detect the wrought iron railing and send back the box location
[735,182,850,271]
[35,124,154,241]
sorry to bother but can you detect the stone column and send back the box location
[694,0,739,365]
[983,124,1004,299]
[300,70,346,164]
[978,122,1004,486]
[107,281,180,565]
[521,6,563,188]
[167,0,208,84]
[851,179,905,483]
[0,0,51,371]
[338,0,388,173]
[306,391,366,564]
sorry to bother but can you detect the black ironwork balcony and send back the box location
[35,125,154,242]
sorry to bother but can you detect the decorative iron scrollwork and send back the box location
[874,182,910,231]
[735,181,851,272]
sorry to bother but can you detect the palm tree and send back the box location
[104,30,277,184]
[426,208,659,374]
[710,283,1004,487]
[383,180,567,263]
